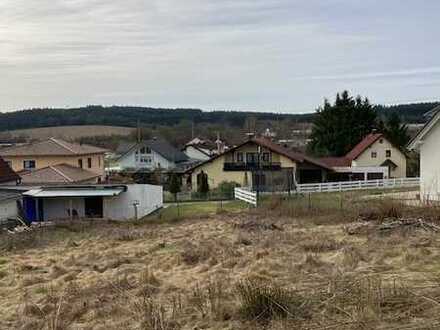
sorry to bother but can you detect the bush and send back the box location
[235,279,308,322]
[215,181,240,199]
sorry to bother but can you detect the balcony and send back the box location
[223,162,282,171]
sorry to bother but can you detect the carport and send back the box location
[22,186,126,222]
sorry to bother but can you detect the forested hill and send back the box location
[0,106,315,131]
[0,102,438,132]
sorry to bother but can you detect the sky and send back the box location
[0,0,439,113]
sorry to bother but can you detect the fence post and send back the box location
[308,193,312,210]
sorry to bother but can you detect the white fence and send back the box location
[296,177,420,194]
[234,188,258,206]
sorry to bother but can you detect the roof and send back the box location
[19,164,100,184]
[381,159,398,170]
[0,156,20,184]
[318,157,352,168]
[23,185,126,198]
[185,137,333,173]
[116,139,189,163]
[408,106,440,150]
[0,138,107,157]
[345,133,384,160]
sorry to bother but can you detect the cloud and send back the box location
[0,0,439,111]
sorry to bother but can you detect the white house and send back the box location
[320,133,407,181]
[409,106,440,202]
[182,137,227,161]
[112,139,189,171]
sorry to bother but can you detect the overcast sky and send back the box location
[1,0,439,113]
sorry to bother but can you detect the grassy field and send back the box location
[0,125,135,141]
[2,195,440,329]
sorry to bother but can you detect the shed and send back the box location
[21,184,163,222]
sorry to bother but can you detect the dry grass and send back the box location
[2,196,440,329]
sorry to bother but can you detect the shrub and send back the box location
[216,181,240,199]
[235,279,308,322]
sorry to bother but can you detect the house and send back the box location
[19,164,102,185]
[112,139,190,171]
[320,133,407,181]
[182,137,227,161]
[408,106,440,201]
[185,136,332,192]
[19,184,163,222]
[0,138,106,177]
[0,156,20,185]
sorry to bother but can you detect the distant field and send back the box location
[1,125,136,141]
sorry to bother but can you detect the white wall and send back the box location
[43,198,85,220]
[352,138,407,178]
[0,199,18,220]
[118,149,175,170]
[420,121,440,201]
[103,184,163,220]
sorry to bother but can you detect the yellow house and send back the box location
[185,137,332,192]
[0,138,107,178]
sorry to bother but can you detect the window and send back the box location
[98,156,101,167]
[236,152,244,162]
[386,150,391,158]
[246,152,257,163]
[78,159,83,168]
[379,139,384,144]
[5,160,12,168]
[88,158,92,168]
[23,160,36,170]
[371,152,377,159]
[140,147,151,154]
[262,152,271,162]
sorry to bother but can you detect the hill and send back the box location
[0,102,437,133]
[0,125,135,141]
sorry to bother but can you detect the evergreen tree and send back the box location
[169,173,181,202]
[309,91,378,156]
[385,112,410,148]
[198,171,210,197]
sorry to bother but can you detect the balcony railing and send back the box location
[223,162,282,171]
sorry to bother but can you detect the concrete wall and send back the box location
[420,120,440,201]
[43,197,85,220]
[352,138,407,178]
[118,149,174,170]
[3,154,105,176]
[0,199,18,220]
[103,184,163,220]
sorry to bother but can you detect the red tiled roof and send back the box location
[19,163,100,184]
[0,138,107,157]
[319,157,352,167]
[345,133,383,160]
[0,156,20,184]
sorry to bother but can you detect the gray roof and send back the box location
[116,139,189,163]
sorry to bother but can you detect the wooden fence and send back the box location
[234,188,258,206]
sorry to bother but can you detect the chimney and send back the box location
[215,132,224,154]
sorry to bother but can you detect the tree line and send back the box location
[0,101,437,133]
